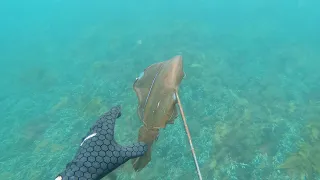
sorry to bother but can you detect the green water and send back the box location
[1,0,320,179]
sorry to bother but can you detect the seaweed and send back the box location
[278,121,320,179]
[306,121,320,142]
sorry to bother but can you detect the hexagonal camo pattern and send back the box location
[56,105,147,180]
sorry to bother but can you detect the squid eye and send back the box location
[172,93,176,101]
[136,71,144,80]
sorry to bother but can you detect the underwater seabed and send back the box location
[1,20,320,179]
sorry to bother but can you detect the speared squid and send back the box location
[131,55,202,179]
